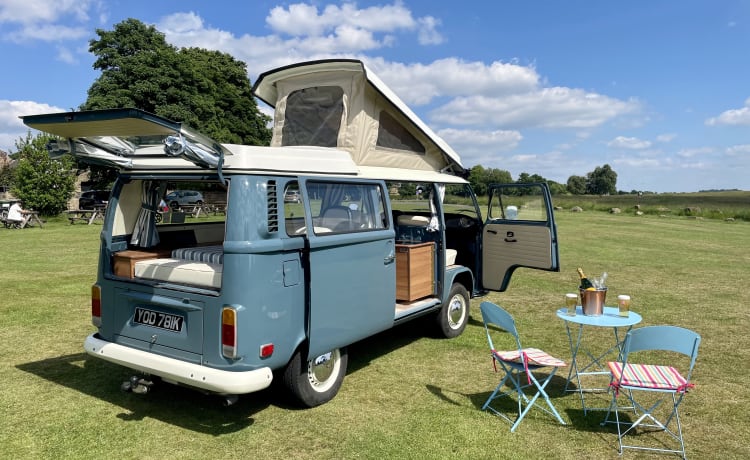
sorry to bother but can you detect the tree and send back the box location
[586,164,617,195]
[12,132,76,216]
[468,165,513,196]
[566,175,586,194]
[83,19,271,145]
[547,180,567,195]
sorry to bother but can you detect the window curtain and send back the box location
[427,184,445,231]
[130,181,166,247]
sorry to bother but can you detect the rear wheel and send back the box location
[436,283,469,338]
[283,347,348,407]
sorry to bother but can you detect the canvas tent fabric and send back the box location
[252,59,465,178]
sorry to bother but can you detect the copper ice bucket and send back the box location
[580,288,607,316]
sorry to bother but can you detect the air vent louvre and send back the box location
[267,180,279,232]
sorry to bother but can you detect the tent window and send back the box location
[282,86,344,147]
[377,110,425,154]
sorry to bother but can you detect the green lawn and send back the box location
[1,212,748,459]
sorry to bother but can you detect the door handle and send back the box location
[504,231,516,243]
[384,254,395,264]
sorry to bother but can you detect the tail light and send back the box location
[221,307,237,359]
[91,285,102,327]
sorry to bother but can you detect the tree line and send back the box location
[468,164,618,197]
[1,18,620,215]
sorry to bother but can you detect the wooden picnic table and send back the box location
[177,203,226,218]
[2,210,43,229]
[67,208,104,225]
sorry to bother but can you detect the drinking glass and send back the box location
[617,295,631,317]
[565,293,578,316]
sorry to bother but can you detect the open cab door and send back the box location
[481,183,559,291]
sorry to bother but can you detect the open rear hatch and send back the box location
[22,108,230,171]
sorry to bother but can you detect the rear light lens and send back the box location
[260,343,274,359]
[91,285,102,327]
[221,307,237,359]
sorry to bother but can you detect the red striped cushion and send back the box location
[608,361,690,392]
[493,348,566,367]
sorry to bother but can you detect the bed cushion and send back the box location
[171,245,224,264]
[134,258,222,289]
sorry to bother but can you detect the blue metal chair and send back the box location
[480,301,567,432]
[602,326,701,459]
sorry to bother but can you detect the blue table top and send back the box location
[556,306,642,327]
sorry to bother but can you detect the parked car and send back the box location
[79,190,110,209]
[284,190,300,203]
[165,190,203,208]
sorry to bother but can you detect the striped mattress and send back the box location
[171,245,224,264]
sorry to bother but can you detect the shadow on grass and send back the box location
[427,372,570,410]
[16,353,286,435]
[14,320,429,433]
[347,316,437,374]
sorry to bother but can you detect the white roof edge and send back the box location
[356,166,467,184]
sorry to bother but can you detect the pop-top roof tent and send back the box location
[252,59,465,181]
[22,59,466,183]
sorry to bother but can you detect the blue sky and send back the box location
[1,0,748,192]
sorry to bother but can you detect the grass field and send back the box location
[1,212,748,459]
[551,189,750,221]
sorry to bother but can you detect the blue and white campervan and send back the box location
[23,60,559,407]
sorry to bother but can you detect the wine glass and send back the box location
[565,293,578,316]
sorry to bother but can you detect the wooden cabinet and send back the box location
[113,250,171,278]
[396,242,434,301]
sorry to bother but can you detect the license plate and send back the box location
[133,307,184,332]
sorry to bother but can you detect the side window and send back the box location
[305,182,387,235]
[488,185,548,222]
[282,86,344,147]
[284,181,306,235]
[376,110,425,154]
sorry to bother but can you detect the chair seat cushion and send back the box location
[493,348,566,367]
[608,361,690,392]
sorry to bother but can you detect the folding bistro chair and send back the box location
[480,301,567,432]
[603,326,701,459]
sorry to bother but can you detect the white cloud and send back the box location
[0,0,93,24]
[677,147,715,158]
[607,136,651,150]
[431,87,640,130]
[0,0,96,42]
[266,2,418,37]
[705,97,750,126]
[438,128,522,150]
[0,100,66,152]
[369,58,540,106]
[417,16,443,45]
[6,23,89,43]
[656,133,676,143]
[726,144,750,156]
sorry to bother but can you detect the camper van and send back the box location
[23,59,559,407]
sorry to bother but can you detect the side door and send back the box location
[481,183,559,291]
[299,178,396,358]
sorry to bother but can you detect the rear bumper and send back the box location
[84,334,273,394]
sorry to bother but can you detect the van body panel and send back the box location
[299,177,396,358]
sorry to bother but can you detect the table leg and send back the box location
[564,324,634,415]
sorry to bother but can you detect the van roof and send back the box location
[21,60,468,184]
